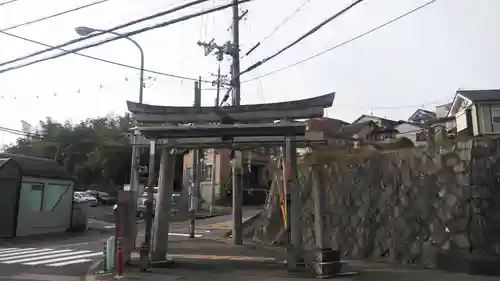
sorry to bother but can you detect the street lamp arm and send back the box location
[85,28,145,104]
[106,30,144,58]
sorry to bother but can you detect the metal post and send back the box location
[215,63,222,106]
[142,140,156,263]
[195,148,202,211]
[189,80,201,238]
[152,147,176,262]
[284,136,303,270]
[116,238,123,277]
[209,148,217,215]
[231,0,241,106]
[196,76,203,210]
[281,144,291,261]
[232,151,243,245]
[230,0,243,245]
[128,132,140,253]
[189,149,197,239]
[103,241,107,272]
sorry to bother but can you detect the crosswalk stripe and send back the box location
[0,248,18,254]
[48,258,93,267]
[168,233,202,238]
[3,250,91,264]
[0,249,73,261]
[0,248,42,257]
[0,248,36,255]
[25,252,102,266]
[0,247,103,267]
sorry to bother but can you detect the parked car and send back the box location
[73,191,98,207]
[86,190,115,205]
[113,192,180,219]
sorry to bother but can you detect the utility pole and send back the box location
[211,65,227,106]
[208,67,226,215]
[231,0,242,106]
[230,0,243,245]
[189,80,201,238]
[196,76,203,212]
[197,0,246,244]
[198,37,227,216]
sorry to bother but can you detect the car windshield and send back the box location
[98,192,110,197]
[80,192,92,197]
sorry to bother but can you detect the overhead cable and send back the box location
[0,0,211,68]
[0,31,212,83]
[0,0,253,74]
[243,0,312,58]
[0,0,253,73]
[0,0,19,6]
[242,0,437,83]
[1,0,114,32]
[239,0,366,76]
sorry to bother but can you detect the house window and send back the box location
[187,165,213,182]
[491,108,500,123]
[29,183,44,211]
[203,165,213,181]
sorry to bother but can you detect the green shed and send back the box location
[0,153,74,238]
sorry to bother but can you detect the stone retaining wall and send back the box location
[255,139,500,267]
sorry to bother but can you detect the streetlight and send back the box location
[75,25,146,267]
[74,26,145,104]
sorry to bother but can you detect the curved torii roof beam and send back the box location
[127,92,335,124]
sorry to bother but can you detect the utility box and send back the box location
[117,190,135,264]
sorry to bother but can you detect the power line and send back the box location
[0,0,254,75]
[0,0,19,6]
[242,0,437,83]
[1,0,114,32]
[0,0,211,68]
[242,0,312,58]
[239,0,366,76]
[0,0,210,83]
[0,31,212,83]
[0,126,41,139]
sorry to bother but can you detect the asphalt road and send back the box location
[0,208,259,281]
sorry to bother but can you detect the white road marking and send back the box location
[25,252,102,266]
[0,248,18,253]
[0,248,41,257]
[3,250,92,264]
[0,249,73,261]
[168,232,202,238]
[0,247,103,267]
[47,258,93,267]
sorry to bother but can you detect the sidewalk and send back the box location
[85,238,500,281]
[88,207,232,232]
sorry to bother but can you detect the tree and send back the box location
[5,114,136,193]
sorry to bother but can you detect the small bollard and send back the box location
[103,241,107,272]
[116,238,124,277]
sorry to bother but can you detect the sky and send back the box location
[0,0,499,146]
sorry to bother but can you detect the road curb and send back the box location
[83,258,104,281]
[222,211,262,238]
[196,212,231,220]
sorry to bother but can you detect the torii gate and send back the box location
[125,92,335,274]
